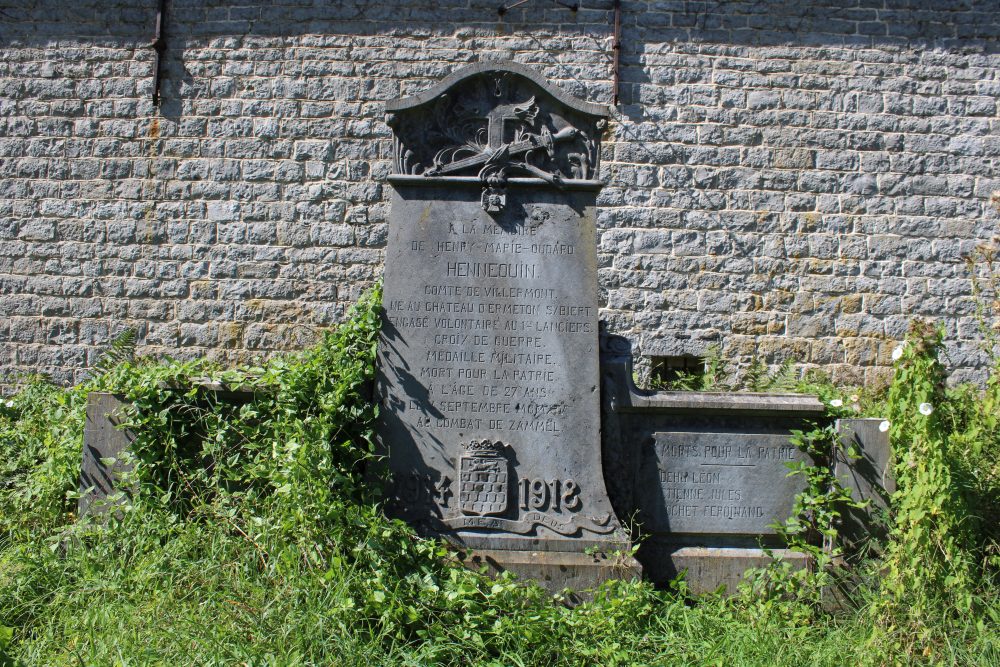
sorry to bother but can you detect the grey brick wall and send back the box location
[1,0,998,390]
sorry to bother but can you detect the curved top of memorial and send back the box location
[385,61,609,119]
[384,61,609,186]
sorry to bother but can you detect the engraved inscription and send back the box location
[518,477,581,512]
[385,218,594,435]
[641,432,809,535]
[393,472,452,509]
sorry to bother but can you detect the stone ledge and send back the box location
[461,548,642,604]
[615,389,826,416]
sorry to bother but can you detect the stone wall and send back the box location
[1,0,998,390]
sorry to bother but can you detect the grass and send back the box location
[2,290,999,666]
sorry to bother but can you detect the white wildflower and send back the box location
[3,400,12,408]
[829,399,843,408]
[891,345,905,361]
[919,402,933,416]
[879,420,890,432]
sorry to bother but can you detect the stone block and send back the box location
[18,219,56,241]
[834,418,894,559]
[773,148,814,170]
[206,201,240,222]
[638,542,809,594]
[79,392,134,517]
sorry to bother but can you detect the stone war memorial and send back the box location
[371,61,889,595]
[73,60,895,597]
[374,62,639,588]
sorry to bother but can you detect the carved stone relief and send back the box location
[386,63,608,212]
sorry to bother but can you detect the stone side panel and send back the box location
[0,0,998,389]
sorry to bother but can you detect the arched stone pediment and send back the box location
[385,61,609,203]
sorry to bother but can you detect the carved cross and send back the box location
[486,100,532,149]
[435,476,453,508]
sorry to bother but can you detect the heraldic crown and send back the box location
[463,438,505,457]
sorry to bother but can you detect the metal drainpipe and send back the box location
[612,0,622,106]
[152,0,167,106]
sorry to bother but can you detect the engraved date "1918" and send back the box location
[519,477,580,512]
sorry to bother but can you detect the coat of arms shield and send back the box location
[458,439,509,516]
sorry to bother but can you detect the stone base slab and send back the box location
[461,548,642,603]
[639,544,810,595]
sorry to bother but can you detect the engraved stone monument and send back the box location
[375,62,637,589]
[600,335,826,593]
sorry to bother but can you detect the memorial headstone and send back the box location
[79,385,256,517]
[375,62,637,588]
[826,417,894,608]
